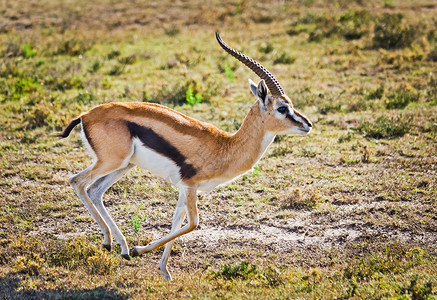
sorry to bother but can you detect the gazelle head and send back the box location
[216,33,312,136]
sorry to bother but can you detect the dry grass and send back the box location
[0,0,436,298]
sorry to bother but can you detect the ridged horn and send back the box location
[216,32,285,96]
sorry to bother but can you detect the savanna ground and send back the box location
[0,0,436,298]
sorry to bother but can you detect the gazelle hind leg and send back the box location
[70,160,132,258]
[69,166,111,247]
[87,163,134,254]
[158,191,187,281]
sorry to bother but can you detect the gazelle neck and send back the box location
[225,101,276,174]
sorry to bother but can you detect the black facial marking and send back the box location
[126,121,197,179]
[286,113,298,124]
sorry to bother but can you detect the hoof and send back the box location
[121,254,131,261]
[131,247,140,258]
[102,244,111,252]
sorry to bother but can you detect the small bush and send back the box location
[71,91,95,105]
[54,37,93,56]
[385,90,419,109]
[48,237,99,270]
[164,26,180,36]
[285,188,322,210]
[300,10,372,42]
[144,80,204,105]
[358,115,411,139]
[259,43,274,54]
[373,13,419,49]
[337,10,372,40]
[365,85,384,100]
[13,254,44,276]
[25,105,51,129]
[259,266,284,287]
[213,261,257,280]
[107,50,121,59]
[186,84,202,106]
[89,60,103,73]
[223,64,235,82]
[8,77,40,100]
[399,276,434,300]
[344,245,426,282]
[318,102,342,114]
[108,64,125,76]
[273,52,296,65]
[251,14,274,24]
[87,252,117,275]
[119,54,138,65]
[21,44,37,58]
[44,74,84,91]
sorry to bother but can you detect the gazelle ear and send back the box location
[257,79,268,106]
[249,79,268,107]
[249,78,258,97]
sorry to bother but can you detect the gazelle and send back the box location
[60,33,312,280]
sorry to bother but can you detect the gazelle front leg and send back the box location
[132,185,198,279]
[158,191,187,280]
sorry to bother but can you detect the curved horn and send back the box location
[216,32,285,96]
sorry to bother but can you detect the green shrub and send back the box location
[44,74,84,91]
[48,237,99,270]
[273,52,296,65]
[385,90,419,109]
[259,43,274,54]
[9,77,40,100]
[25,105,51,129]
[399,276,434,300]
[131,215,143,233]
[224,63,235,82]
[186,84,202,106]
[365,85,385,100]
[119,54,138,65]
[373,13,419,49]
[286,188,322,210]
[358,115,411,139]
[337,10,372,40]
[300,10,372,42]
[108,64,125,76]
[71,91,95,105]
[164,26,180,36]
[21,44,37,58]
[143,80,204,105]
[89,60,103,73]
[54,36,93,56]
[344,245,426,282]
[87,252,117,275]
[213,261,257,280]
[13,254,44,276]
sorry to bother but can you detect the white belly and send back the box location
[130,138,182,185]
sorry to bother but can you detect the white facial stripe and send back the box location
[291,112,304,124]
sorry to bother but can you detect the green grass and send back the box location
[0,0,436,298]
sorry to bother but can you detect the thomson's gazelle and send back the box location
[60,33,312,280]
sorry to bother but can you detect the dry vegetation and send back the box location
[0,0,436,298]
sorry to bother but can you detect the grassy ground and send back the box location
[0,0,436,298]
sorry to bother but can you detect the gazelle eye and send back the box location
[277,106,288,114]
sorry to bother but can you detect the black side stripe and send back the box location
[126,121,197,179]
